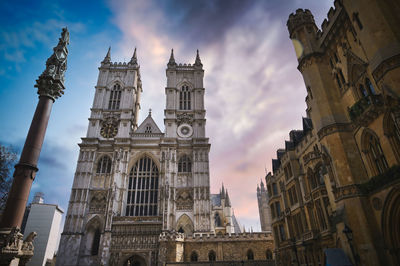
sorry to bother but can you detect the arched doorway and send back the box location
[125,255,146,266]
[382,186,400,265]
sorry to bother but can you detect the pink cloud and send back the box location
[108,0,331,230]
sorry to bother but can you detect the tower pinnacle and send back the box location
[167,49,176,67]
[102,46,111,64]
[194,49,202,67]
[130,47,138,65]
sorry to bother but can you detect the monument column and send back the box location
[0,28,69,265]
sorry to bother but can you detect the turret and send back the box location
[287,9,319,60]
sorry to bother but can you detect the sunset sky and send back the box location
[0,0,332,230]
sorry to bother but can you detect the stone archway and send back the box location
[382,186,400,265]
[125,255,147,266]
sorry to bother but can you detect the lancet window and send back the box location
[178,155,192,172]
[126,156,159,216]
[96,156,112,174]
[179,85,191,110]
[108,84,122,110]
[363,131,388,175]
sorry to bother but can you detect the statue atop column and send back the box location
[0,27,69,265]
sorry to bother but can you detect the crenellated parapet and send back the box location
[287,9,316,38]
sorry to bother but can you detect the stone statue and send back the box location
[35,27,69,100]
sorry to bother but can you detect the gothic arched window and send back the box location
[247,249,254,260]
[178,155,192,172]
[179,85,191,110]
[362,131,388,175]
[190,251,198,262]
[126,156,159,216]
[108,84,122,110]
[144,124,152,133]
[384,112,400,161]
[91,228,101,255]
[266,249,273,260]
[208,250,216,261]
[365,78,376,95]
[97,156,112,174]
[359,84,368,98]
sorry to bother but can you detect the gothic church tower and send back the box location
[57,48,142,266]
[161,50,211,233]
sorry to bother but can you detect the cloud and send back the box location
[106,0,332,230]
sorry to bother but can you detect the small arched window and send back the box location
[145,124,152,133]
[208,250,216,261]
[247,249,254,260]
[214,213,222,227]
[178,155,192,172]
[108,84,122,110]
[359,84,369,102]
[365,78,376,95]
[91,228,101,255]
[266,249,273,260]
[366,133,388,174]
[179,85,191,110]
[190,251,198,262]
[97,156,112,174]
[335,73,342,90]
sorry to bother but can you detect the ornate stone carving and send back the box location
[89,190,107,213]
[176,113,194,126]
[0,228,36,265]
[35,28,69,100]
[176,189,193,210]
[317,123,353,140]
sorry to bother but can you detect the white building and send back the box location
[24,197,63,266]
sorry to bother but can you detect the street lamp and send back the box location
[342,224,353,241]
[343,224,359,266]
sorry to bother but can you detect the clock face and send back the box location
[177,123,193,138]
[100,123,118,138]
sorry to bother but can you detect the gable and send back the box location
[135,114,162,134]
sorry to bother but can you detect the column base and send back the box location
[0,227,36,266]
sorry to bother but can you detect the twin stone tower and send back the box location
[57,49,223,265]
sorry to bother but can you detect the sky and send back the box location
[0,0,332,231]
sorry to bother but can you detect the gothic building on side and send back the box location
[265,0,400,265]
[257,180,272,233]
[56,49,273,266]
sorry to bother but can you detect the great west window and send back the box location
[126,156,159,216]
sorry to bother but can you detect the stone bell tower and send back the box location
[57,48,142,266]
[161,50,211,234]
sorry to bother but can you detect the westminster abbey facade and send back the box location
[56,49,273,266]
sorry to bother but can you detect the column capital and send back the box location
[35,27,69,101]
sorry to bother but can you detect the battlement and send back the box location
[318,0,343,44]
[287,9,316,37]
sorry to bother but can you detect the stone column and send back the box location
[0,27,69,265]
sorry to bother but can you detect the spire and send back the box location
[102,46,111,64]
[148,108,152,117]
[225,190,231,207]
[194,49,202,67]
[221,183,225,198]
[129,47,138,65]
[167,49,176,67]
